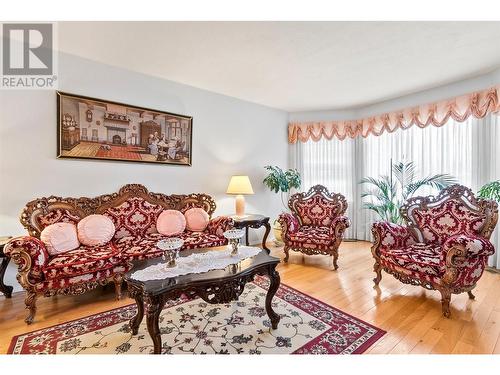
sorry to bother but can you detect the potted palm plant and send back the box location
[263,166,301,243]
[360,161,456,224]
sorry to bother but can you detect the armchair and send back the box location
[371,185,498,318]
[278,185,350,269]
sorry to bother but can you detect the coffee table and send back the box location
[124,248,281,354]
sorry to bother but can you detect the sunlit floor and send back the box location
[0,241,499,354]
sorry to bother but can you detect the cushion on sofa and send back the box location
[43,243,123,280]
[36,264,132,292]
[156,210,186,236]
[115,231,228,261]
[179,231,227,249]
[379,243,443,277]
[288,226,333,245]
[184,207,210,232]
[115,233,169,261]
[40,222,80,256]
[77,214,115,246]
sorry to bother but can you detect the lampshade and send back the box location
[226,175,254,195]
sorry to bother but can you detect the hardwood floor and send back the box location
[1,240,499,354]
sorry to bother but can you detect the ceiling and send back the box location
[58,22,500,112]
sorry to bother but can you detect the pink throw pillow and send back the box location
[77,214,115,246]
[156,210,186,236]
[184,208,210,232]
[41,222,80,256]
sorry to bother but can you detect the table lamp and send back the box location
[226,175,254,218]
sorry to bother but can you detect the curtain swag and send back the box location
[288,85,500,143]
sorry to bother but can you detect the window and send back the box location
[292,114,500,267]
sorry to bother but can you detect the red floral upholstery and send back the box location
[37,208,82,231]
[115,234,165,261]
[34,265,131,293]
[280,185,350,269]
[3,237,49,284]
[116,231,229,261]
[293,195,343,227]
[43,243,123,280]
[206,216,235,237]
[372,184,498,318]
[288,226,332,245]
[405,199,487,245]
[180,231,228,249]
[278,213,299,237]
[378,255,443,287]
[104,197,164,239]
[371,222,416,251]
[379,243,443,277]
[442,234,495,259]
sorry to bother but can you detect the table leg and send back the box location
[265,265,281,329]
[146,296,166,354]
[245,227,249,246]
[0,257,13,298]
[262,222,271,254]
[129,290,144,335]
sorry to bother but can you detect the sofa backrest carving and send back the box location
[288,184,348,227]
[400,184,498,245]
[20,184,217,239]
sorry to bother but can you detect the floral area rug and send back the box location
[8,276,384,354]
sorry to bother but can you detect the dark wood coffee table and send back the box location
[124,248,281,354]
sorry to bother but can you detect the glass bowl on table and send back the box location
[157,238,184,268]
[223,229,245,256]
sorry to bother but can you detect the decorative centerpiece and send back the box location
[157,238,184,268]
[223,229,245,256]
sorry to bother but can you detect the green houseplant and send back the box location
[360,161,456,224]
[263,166,301,243]
[477,180,500,202]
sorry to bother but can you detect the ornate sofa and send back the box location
[4,184,233,324]
[371,185,498,318]
[278,185,350,269]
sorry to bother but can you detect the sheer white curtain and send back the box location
[290,114,500,268]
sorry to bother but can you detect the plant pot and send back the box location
[273,219,283,245]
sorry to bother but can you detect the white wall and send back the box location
[289,67,500,122]
[0,53,289,293]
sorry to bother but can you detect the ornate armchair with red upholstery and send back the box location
[371,185,498,318]
[278,185,350,269]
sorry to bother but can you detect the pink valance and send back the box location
[288,85,500,143]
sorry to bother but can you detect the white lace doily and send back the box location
[130,246,262,281]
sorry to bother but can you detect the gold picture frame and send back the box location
[57,91,193,166]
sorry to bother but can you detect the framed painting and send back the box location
[57,91,193,166]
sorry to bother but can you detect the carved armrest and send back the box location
[440,234,495,286]
[330,216,350,237]
[3,236,49,288]
[371,222,416,256]
[278,213,299,239]
[206,216,234,237]
[443,234,495,259]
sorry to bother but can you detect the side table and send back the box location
[231,214,271,253]
[0,236,13,298]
